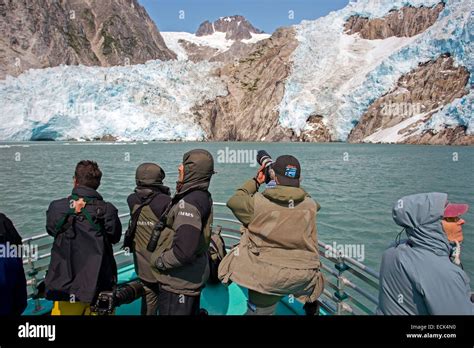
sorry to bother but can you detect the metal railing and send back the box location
[22,202,380,315]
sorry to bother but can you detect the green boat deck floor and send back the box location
[25,264,327,315]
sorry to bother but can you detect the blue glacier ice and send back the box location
[279,0,473,140]
[0,60,227,141]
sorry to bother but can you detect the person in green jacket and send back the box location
[218,153,324,315]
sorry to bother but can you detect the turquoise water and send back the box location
[0,141,473,281]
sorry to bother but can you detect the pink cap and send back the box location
[444,203,469,218]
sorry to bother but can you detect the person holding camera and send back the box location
[125,163,172,315]
[44,160,122,315]
[150,149,215,315]
[219,151,324,315]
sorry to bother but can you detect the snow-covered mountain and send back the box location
[0,0,472,144]
[161,16,270,62]
[196,15,264,40]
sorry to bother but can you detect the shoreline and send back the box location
[0,140,473,147]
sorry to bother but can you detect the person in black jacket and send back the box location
[0,213,27,315]
[125,163,171,315]
[150,149,214,315]
[44,160,122,315]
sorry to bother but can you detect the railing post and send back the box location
[334,254,349,315]
[26,240,43,313]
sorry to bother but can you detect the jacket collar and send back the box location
[72,185,103,200]
[262,185,309,205]
[135,185,171,198]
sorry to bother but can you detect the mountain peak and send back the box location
[196,15,264,40]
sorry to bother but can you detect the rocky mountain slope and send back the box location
[0,0,472,145]
[277,0,472,145]
[348,54,471,144]
[193,0,472,144]
[192,27,299,141]
[344,2,445,39]
[0,0,176,79]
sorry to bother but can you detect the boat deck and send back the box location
[23,202,378,316]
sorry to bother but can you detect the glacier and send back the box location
[0,60,227,141]
[0,0,471,142]
[279,0,473,140]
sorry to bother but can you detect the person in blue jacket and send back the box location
[0,213,27,315]
[377,192,473,315]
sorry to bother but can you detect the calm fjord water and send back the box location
[0,142,473,280]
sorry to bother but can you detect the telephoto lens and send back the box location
[92,280,145,315]
[146,220,165,252]
[114,280,145,306]
[256,150,273,184]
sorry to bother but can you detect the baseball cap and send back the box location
[444,202,469,218]
[271,155,301,187]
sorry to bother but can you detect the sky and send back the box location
[139,0,350,34]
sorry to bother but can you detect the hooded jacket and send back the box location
[127,185,171,283]
[150,150,214,296]
[219,179,324,303]
[0,213,27,315]
[377,192,473,315]
[44,186,122,304]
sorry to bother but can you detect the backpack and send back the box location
[208,226,227,284]
[122,192,158,252]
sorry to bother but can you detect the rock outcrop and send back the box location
[192,27,299,141]
[209,41,257,64]
[344,2,445,39]
[404,126,474,145]
[0,0,176,79]
[299,115,334,142]
[196,15,264,40]
[348,54,471,144]
[177,39,219,63]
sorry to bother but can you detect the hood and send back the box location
[135,163,166,187]
[135,185,171,198]
[0,213,22,246]
[178,149,214,194]
[263,185,317,208]
[392,192,450,256]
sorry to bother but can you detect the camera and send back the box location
[256,150,274,184]
[91,280,145,315]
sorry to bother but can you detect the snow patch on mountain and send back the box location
[0,60,228,141]
[161,31,270,61]
[279,0,472,141]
